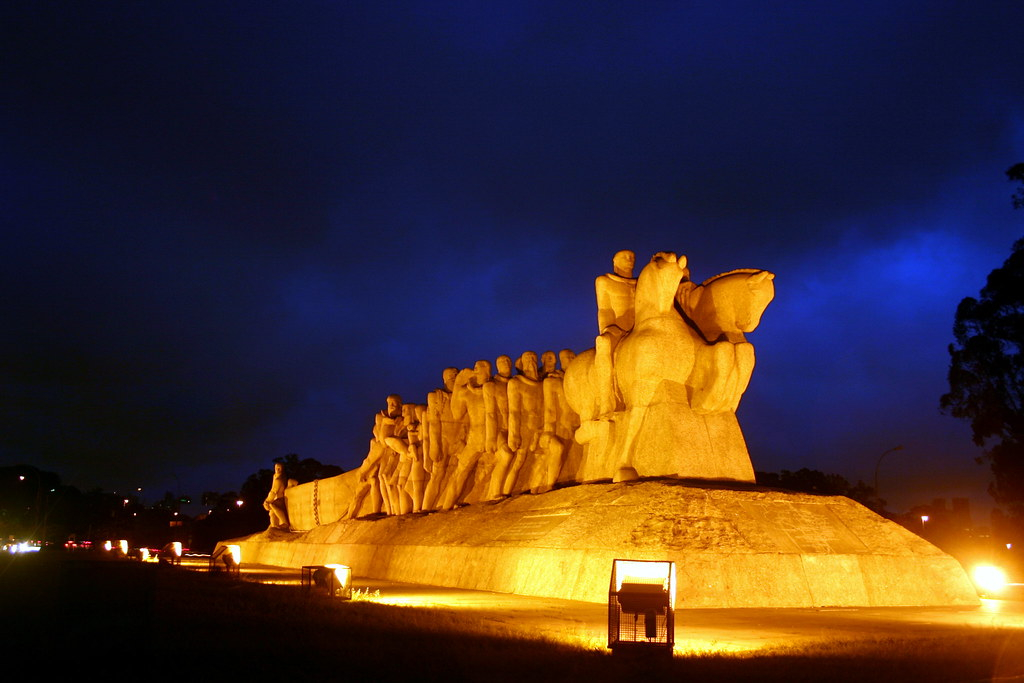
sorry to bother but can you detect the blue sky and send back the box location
[2,1,1023,518]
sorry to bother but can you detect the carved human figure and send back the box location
[484,355,513,500]
[377,394,411,515]
[344,395,404,519]
[539,350,558,379]
[420,368,460,511]
[533,348,579,493]
[499,351,545,496]
[396,403,427,513]
[593,250,637,416]
[439,360,492,510]
[264,462,290,530]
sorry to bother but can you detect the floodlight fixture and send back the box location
[972,564,1008,596]
[608,559,675,656]
[324,564,354,599]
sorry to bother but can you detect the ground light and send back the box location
[209,544,241,576]
[159,541,183,565]
[608,559,676,657]
[972,564,1009,597]
[324,564,353,598]
[303,564,355,598]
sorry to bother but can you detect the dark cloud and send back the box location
[2,1,1022,516]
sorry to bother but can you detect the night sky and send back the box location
[3,2,1023,518]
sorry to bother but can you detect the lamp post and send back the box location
[17,469,44,542]
[872,445,904,509]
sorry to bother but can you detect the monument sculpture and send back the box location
[339,249,775,520]
[565,250,775,483]
[264,462,293,530]
[228,248,980,610]
[344,395,406,520]
[420,367,462,511]
[440,360,494,510]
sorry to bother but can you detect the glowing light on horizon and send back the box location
[972,564,1008,596]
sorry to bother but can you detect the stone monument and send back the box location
[565,250,774,484]
[225,249,978,609]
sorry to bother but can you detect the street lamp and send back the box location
[16,469,44,541]
[872,445,904,507]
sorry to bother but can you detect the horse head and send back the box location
[634,251,689,322]
[681,269,776,343]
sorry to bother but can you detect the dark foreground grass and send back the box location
[2,553,1023,682]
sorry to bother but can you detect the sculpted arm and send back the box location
[595,276,619,334]
[507,381,522,450]
[483,382,499,452]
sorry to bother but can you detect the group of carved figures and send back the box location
[340,248,775,520]
[344,348,579,518]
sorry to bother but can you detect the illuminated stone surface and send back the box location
[225,250,976,608]
[564,251,774,484]
[332,250,774,524]
[228,479,978,608]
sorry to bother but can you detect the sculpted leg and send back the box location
[532,433,566,494]
[488,445,513,500]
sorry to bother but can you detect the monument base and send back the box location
[224,480,978,608]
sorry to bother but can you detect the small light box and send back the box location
[608,559,675,656]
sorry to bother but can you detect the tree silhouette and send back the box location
[238,454,343,510]
[756,468,883,512]
[941,181,1024,514]
[1008,163,1024,210]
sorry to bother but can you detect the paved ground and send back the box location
[227,560,1024,654]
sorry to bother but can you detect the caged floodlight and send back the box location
[209,544,241,576]
[608,559,676,656]
[325,564,354,598]
[304,564,354,598]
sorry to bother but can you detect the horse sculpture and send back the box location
[564,251,775,482]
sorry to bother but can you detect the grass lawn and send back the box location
[2,552,1023,681]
